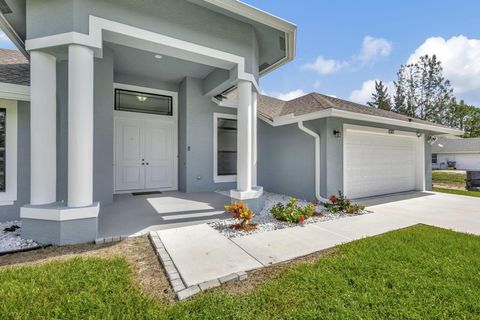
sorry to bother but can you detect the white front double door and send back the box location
[114,116,176,192]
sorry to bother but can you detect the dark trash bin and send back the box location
[466,171,480,191]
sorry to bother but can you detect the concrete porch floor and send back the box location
[98,191,231,238]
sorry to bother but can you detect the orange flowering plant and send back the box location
[224,201,255,226]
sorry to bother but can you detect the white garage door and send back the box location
[344,126,423,199]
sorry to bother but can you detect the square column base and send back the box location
[20,202,99,245]
[230,187,265,213]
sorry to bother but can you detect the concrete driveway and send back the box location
[362,191,480,236]
[152,191,480,299]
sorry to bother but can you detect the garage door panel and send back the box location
[345,129,419,199]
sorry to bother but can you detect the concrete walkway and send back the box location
[154,192,480,296]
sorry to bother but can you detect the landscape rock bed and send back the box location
[210,191,369,238]
[0,220,41,254]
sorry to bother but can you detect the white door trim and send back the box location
[342,124,425,199]
[113,83,178,193]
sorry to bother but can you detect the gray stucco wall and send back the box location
[0,101,30,221]
[258,117,434,202]
[179,77,236,193]
[257,120,318,202]
[26,0,260,75]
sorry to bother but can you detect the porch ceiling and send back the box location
[106,41,217,85]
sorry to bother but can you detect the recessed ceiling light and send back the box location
[154,54,163,59]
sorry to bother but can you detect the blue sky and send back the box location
[244,0,480,105]
[1,1,479,104]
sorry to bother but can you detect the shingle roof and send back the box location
[0,49,29,86]
[258,92,449,129]
[432,137,480,153]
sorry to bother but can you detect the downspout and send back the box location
[297,121,329,203]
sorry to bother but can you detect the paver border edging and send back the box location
[148,231,248,300]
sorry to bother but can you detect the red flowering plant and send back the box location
[328,195,338,204]
[224,201,257,230]
[324,190,365,214]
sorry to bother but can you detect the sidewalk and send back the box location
[151,192,480,299]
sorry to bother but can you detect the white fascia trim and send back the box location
[0,83,30,101]
[297,122,328,203]
[264,108,463,135]
[213,112,238,183]
[201,0,296,32]
[25,16,259,92]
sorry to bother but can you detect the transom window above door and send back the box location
[114,89,173,116]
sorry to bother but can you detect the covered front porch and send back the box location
[21,16,266,245]
[98,191,231,238]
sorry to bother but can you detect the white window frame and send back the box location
[0,99,17,206]
[213,112,237,183]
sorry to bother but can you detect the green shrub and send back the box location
[324,190,365,214]
[270,198,315,223]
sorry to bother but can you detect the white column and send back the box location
[30,51,57,205]
[251,90,258,188]
[68,44,94,207]
[236,80,253,192]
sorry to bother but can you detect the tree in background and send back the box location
[367,81,392,111]
[392,54,455,124]
[446,100,480,138]
[369,54,480,137]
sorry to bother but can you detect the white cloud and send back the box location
[302,36,392,75]
[349,79,395,104]
[313,80,321,89]
[407,35,480,98]
[358,36,392,64]
[273,89,307,101]
[301,56,348,75]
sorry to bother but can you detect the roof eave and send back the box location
[264,108,464,135]
[197,0,297,77]
[0,12,28,59]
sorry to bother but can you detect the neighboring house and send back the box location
[432,137,480,170]
[0,0,460,245]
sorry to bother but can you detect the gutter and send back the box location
[297,121,329,203]
[263,108,463,136]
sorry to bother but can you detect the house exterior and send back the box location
[0,0,461,245]
[432,137,480,170]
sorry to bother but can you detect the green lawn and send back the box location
[433,187,480,198]
[2,225,480,319]
[432,170,466,183]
